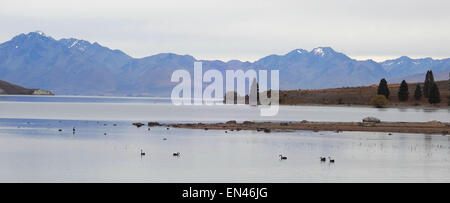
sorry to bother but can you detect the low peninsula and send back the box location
[161,120,450,135]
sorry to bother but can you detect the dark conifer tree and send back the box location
[398,80,409,101]
[414,84,422,101]
[428,82,441,104]
[377,78,390,99]
[423,71,430,98]
[447,73,450,106]
[423,70,435,98]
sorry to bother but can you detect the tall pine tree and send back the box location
[447,73,450,106]
[423,70,435,98]
[414,84,422,101]
[377,78,390,99]
[398,80,409,101]
[428,82,441,104]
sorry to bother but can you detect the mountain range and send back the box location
[0,31,449,96]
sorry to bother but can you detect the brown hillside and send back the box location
[0,80,53,95]
[279,80,449,107]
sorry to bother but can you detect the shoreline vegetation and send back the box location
[225,80,449,108]
[156,120,450,135]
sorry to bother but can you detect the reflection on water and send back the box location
[0,118,449,183]
[423,108,441,113]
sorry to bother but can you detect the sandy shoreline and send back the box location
[161,120,450,135]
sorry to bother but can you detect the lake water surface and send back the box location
[0,95,449,182]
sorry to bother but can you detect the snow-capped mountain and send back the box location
[0,31,448,96]
[381,56,450,79]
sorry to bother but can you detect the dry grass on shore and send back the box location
[278,80,449,107]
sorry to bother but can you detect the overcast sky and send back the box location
[0,0,449,62]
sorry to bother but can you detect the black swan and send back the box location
[279,155,287,160]
[328,157,335,163]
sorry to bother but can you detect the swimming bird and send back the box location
[320,157,326,162]
[173,152,180,157]
[328,157,335,163]
[279,155,287,160]
[140,149,146,156]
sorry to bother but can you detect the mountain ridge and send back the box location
[0,31,449,96]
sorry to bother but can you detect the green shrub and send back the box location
[370,95,389,108]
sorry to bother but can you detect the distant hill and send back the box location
[0,31,449,96]
[390,70,450,84]
[0,80,53,95]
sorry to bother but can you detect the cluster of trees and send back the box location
[373,70,442,107]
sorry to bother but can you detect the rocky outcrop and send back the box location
[132,122,145,128]
[148,122,161,127]
[31,89,54,95]
[226,120,237,124]
[363,117,381,123]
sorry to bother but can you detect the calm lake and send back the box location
[0,95,449,182]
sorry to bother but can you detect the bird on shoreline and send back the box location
[279,155,287,160]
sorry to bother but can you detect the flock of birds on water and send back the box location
[276,155,335,163]
[32,121,337,163]
[139,150,335,163]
